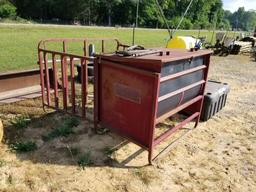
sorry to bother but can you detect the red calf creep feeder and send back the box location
[38,40,212,164]
[94,48,212,164]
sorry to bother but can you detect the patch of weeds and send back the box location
[42,117,80,141]
[78,151,92,169]
[103,147,116,156]
[64,117,80,127]
[11,115,31,129]
[0,159,6,167]
[10,141,37,153]
[66,146,80,157]
[7,174,13,184]
[70,147,80,156]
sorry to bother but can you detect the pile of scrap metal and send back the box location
[230,36,256,55]
[206,32,256,56]
[230,40,253,55]
[205,32,235,56]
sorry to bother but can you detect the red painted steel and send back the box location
[38,38,124,117]
[52,54,59,109]
[94,48,212,164]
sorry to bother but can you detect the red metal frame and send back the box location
[38,39,212,164]
[94,49,212,164]
[38,38,128,117]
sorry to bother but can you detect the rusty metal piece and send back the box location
[0,69,41,92]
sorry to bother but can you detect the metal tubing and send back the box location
[147,74,160,165]
[84,40,87,56]
[154,112,200,146]
[101,40,105,53]
[160,65,206,83]
[52,53,59,109]
[61,55,68,110]
[94,58,99,131]
[43,52,51,106]
[156,95,203,124]
[81,58,86,118]
[158,80,205,102]
[70,57,76,113]
[39,51,45,107]
[195,55,211,127]
[39,49,89,60]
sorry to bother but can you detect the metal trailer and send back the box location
[94,48,212,164]
[0,69,54,104]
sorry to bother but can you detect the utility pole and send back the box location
[132,0,139,45]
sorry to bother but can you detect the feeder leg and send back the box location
[194,117,199,128]
[148,149,153,165]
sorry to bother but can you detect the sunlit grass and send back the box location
[0,23,234,72]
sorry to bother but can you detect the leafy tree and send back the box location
[0,0,16,18]
[8,0,255,31]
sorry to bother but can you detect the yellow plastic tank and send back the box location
[166,36,197,49]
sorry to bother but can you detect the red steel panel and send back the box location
[99,62,158,147]
[95,48,212,164]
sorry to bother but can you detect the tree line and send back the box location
[0,0,255,31]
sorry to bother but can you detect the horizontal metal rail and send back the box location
[160,65,206,83]
[154,112,200,146]
[158,80,205,102]
[156,95,203,124]
[38,49,90,60]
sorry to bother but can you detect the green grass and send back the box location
[42,116,79,141]
[0,23,231,73]
[11,115,31,129]
[10,141,37,153]
[0,159,7,167]
[78,151,92,169]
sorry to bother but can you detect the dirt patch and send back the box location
[0,55,255,192]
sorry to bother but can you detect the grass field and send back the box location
[0,23,235,72]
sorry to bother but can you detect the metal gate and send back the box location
[38,38,125,118]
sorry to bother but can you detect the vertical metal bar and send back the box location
[61,55,68,110]
[52,54,59,109]
[195,54,211,127]
[39,50,45,107]
[102,40,105,53]
[63,41,69,103]
[70,57,76,113]
[43,52,51,106]
[148,74,160,165]
[94,58,99,132]
[85,58,88,118]
[81,58,86,118]
[63,40,67,53]
[84,40,87,56]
